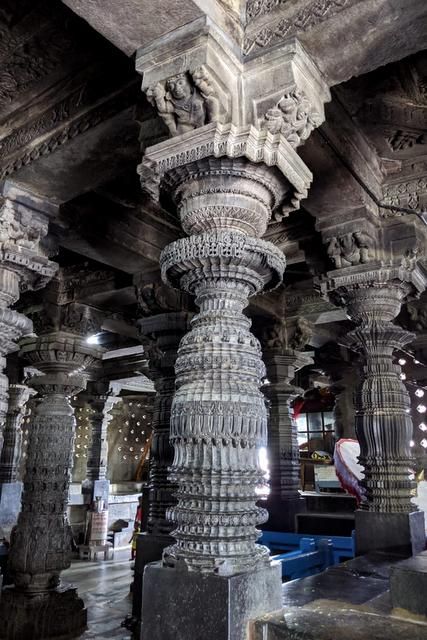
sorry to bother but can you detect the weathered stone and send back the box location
[390,550,427,616]
[355,510,426,557]
[141,561,282,640]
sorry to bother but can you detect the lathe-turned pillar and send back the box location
[321,265,427,556]
[0,333,101,640]
[136,22,330,640]
[262,343,312,531]
[131,288,192,625]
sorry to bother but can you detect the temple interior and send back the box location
[0,1,427,639]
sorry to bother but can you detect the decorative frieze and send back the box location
[243,0,361,54]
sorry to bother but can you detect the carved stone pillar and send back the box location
[263,347,312,531]
[138,156,292,639]
[78,380,121,504]
[0,333,100,640]
[0,385,32,485]
[321,265,427,556]
[136,23,330,640]
[131,304,192,625]
[0,384,33,539]
[0,191,57,451]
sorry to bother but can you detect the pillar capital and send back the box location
[136,24,329,218]
[319,262,427,324]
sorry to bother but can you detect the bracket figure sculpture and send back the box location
[326,230,375,269]
[147,67,223,136]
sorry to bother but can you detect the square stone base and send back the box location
[0,583,87,640]
[141,561,282,640]
[390,550,427,616]
[0,482,22,540]
[132,533,173,618]
[355,510,426,556]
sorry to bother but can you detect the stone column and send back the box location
[0,189,57,544]
[262,346,312,531]
[0,384,33,485]
[136,24,329,640]
[139,158,289,640]
[321,265,427,556]
[80,381,121,504]
[0,333,101,640]
[131,306,191,625]
[0,384,32,538]
[0,191,57,451]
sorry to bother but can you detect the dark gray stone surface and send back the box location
[132,533,173,619]
[141,561,282,640]
[0,482,22,539]
[0,583,87,640]
[355,510,426,556]
[390,550,427,616]
[253,603,427,640]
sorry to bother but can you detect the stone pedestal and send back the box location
[0,482,22,539]
[141,561,282,640]
[132,532,174,619]
[0,583,86,640]
[355,510,426,557]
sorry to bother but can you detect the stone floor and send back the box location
[254,553,427,639]
[63,550,133,640]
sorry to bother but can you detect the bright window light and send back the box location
[86,334,100,345]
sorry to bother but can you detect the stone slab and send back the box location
[0,482,22,539]
[355,510,426,556]
[141,561,282,640]
[390,550,427,616]
[253,602,427,640]
[0,582,87,640]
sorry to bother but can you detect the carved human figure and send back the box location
[147,68,221,136]
[340,233,360,266]
[290,317,313,350]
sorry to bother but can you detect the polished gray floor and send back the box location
[63,550,133,640]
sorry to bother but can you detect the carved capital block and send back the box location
[136,20,330,143]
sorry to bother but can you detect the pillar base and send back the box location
[0,583,87,640]
[264,496,306,533]
[0,482,22,540]
[355,510,426,557]
[132,532,173,619]
[141,560,282,640]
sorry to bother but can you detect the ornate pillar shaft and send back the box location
[263,348,311,531]
[343,283,415,513]
[0,384,32,483]
[158,161,286,574]
[84,386,118,485]
[139,312,191,538]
